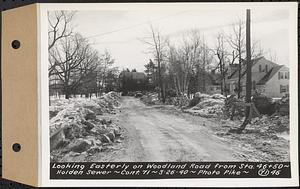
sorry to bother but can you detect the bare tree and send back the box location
[251,39,264,59]
[267,50,278,63]
[96,50,115,93]
[49,34,99,99]
[227,18,246,98]
[214,32,228,95]
[199,41,214,93]
[168,46,182,95]
[48,11,76,77]
[227,18,264,98]
[167,30,202,95]
[48,11,75,50]
[141,25,168,102]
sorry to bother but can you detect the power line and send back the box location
[88,12,286,45]
[91,17,285,45]
[90,22,234,45]
[86,10,190,39]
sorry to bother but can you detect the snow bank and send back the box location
[140,93,160,105]
[196,98,224,108]
[184,92,225,118]
[211,94,226,99]
[50,92,121,116]
[251,115,289,134]
[194,92,211,100]
[140,91,225,117]
[49,92,122,162]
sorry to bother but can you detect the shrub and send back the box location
[135,92,143,98]
[252,95,276,115]
[165,89,177,97]
[189,97,201,107]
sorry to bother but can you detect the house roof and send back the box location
[119,71,146,80]
[257,65,284,85]
[209,73,222,85]
[227,57,264,80]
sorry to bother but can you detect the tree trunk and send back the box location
[237,53,242,98]
[173,76,179,95]
[157,60,165,103]
[220,61,224,95]
[203,70,206,93]
[183,72,189,95]
[65,92,70,99]
[223,76,227,97]
[177,75,181,94]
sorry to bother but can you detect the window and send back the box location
[285,72,289,79]
[265,65,268,72]
[252,81,256,90]
[278,72,284,80]
[259,65,262,72]
[280,85,288,93]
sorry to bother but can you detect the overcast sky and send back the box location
[66,5,290,72]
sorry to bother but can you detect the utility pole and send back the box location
[245,9,252,106]
[238,9,252,133]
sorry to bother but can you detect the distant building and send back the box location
[206,72,222,94]
[226,57,289,98]
[119,71,148,92]
[119,71,147,84]
[189,70,222,95]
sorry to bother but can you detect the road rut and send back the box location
[97,97,245,162]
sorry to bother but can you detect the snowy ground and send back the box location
[49,92,124,162]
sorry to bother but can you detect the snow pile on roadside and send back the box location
[211,94,226,100]
[194,92,211,100]
[49,106,66,119]
[140,92,160,105]
[50,106,96,136]
[50,92,121,118]
[49,92,122,162]
[215,115,290,161]
[74,98,104,115]
[250,115,289,134]
[196,98,224,109]
[183,93,225,118]
[51,98,70,107]
[96,92,121,114]
[140,91,225,117]
[168,95,190,107]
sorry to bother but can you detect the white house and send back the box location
[256,65,289,98]
[226,57,289,98]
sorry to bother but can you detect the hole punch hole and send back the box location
[12,143,21,152]
[11,40,21,49]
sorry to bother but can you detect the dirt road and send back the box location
[94,97,248,162]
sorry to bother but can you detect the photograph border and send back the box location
[39,2,298,187]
